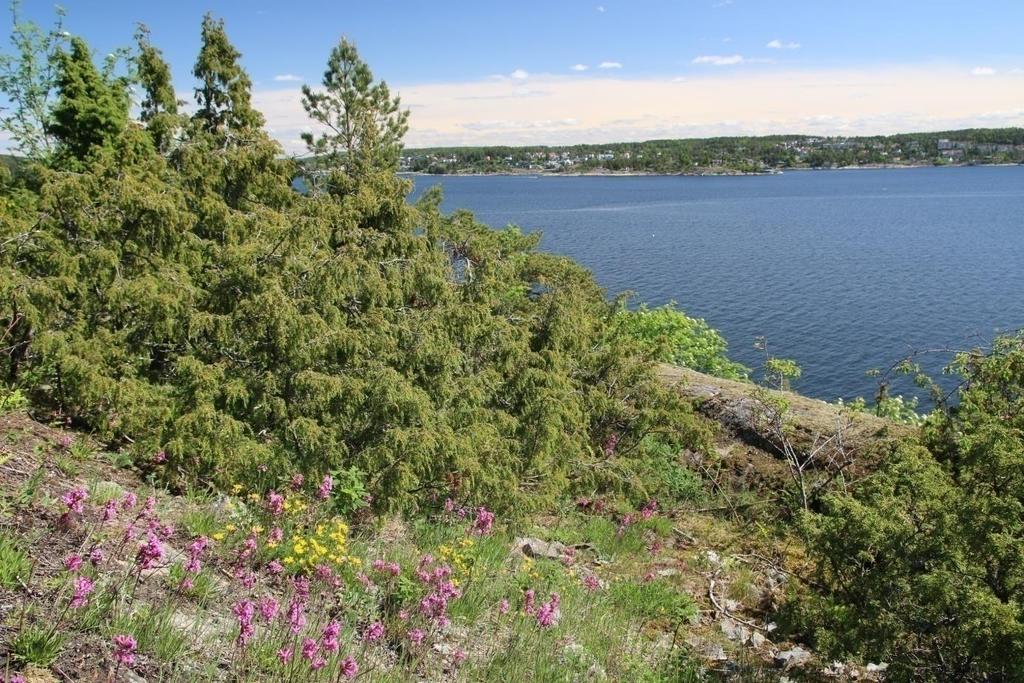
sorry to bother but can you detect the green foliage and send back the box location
[610,579,698,625]
[0,532,31,588]
[301,37,409,192]
[11,622,65,666]
[191,13,262,137]
[763,357,801,391]
[133,24,180,153]
[0,1,67,159]
[0,384,29,412]
[48,36,131,169]
[615,303,748,379]
[0,16,706,515]
[793,333,1024,681]
[837,394,925,425]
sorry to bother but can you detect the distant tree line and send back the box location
[398,129,1024,174]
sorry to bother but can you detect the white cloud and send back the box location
[692,54,745,66]
[273,74,303,82]
[712,0,733,7]
[599,61,623,69]
[766,39,800,49]
[596,5,606,12]
[970,66,996,76]
[571,64,589,72]
[250,66,1024,151]
[510,69,529,80]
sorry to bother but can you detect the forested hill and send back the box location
[400,127,1024,174]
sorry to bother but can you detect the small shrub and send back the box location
[0,385,29,413]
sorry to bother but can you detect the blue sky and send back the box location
[6,1,1024,149]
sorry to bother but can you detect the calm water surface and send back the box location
[408,167,1024,402]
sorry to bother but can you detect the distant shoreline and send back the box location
[401,161,1023,178]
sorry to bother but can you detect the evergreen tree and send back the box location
[48,36,130,169]
[191,13,262,139]
[134,24,180,153]
[301,38,408,193]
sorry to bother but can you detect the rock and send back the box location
[704,644,727,661]
[823,661,848,678]
[719,618,751,643]
[656,568,679,577]
[703,550,722,569]
[866,662,889,674]
[774,646,811,668]
[514,537,568,560]
[749,631,767,648]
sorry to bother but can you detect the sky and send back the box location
[5,0,1024,152]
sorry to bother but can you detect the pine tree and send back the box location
[301,38,408,193]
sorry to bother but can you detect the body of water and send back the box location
[407,166,1024,402]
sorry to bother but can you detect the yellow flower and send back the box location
[212,532,225,541]
[225,523,237,532]
[231,484,243,494]
[251,525,264,534]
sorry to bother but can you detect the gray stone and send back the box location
[514,537,568,560]
[774,646,811,668]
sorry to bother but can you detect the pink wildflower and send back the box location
[89,548,105,566]
[322,620,342,653]
[642,571,656,583]
[524,589,537,616]
[640,499,658,520]
[119,492,137,511]
[364,621,384,642]
[289,473,304,491]
[267,559,284,575]
[112,634,137,666]
[603,432,619,456]
[277,647,293,664]
[408,628,425,645]
[64,553,83,572]
[286,598,306,634]
[60,486,87,514]
[317,474,333,500]
[259,596,280,621]
[472,506,495,535]
[536,592,561,628]
[294,575,311,600]
[266,491,284,516]
[101,499,118,523]
[269,527,284,544]
[583,574,602,592]
[70,575,95,608]
[499,598,510,614]
[142,496,156,516]
[152,450,167,464]
[135,533,164,570]
[454,649,467,664]
[301,637,319,662]
[444,497,455,513]
[232,600,256,647]
[340,656,359,679]
[240,535,257,560]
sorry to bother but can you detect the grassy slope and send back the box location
[0,373,897,682]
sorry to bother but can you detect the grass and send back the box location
[108,603,192,664]
[0,532,31,589]
[11,623,66,667]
